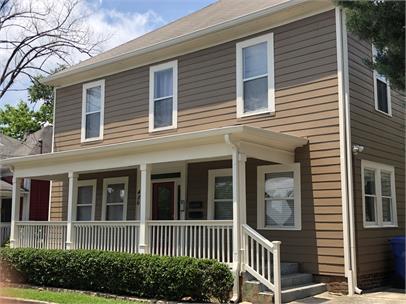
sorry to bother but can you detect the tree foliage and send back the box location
[337,0,405,91]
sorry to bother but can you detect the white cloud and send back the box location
[0,0,165,107]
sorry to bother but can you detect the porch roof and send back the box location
[1,126,308,177]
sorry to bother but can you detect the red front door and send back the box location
[152,182,175,220]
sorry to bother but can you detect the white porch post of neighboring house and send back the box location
[22,178,31,221]
[139,163,151,253]
[10,176,21,248]
[66,172,78,250]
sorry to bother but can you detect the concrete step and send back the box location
[258,291,273,304]
[281,273,313,288]
[281,282,327,303]
[241,280,261,303]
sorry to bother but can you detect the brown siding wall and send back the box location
[188,153,344,276]
[347,34,406,285]
[52,11,344,276]
[50,169,137,221]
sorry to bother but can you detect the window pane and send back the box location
[265,199,294,227]
[77,206,92,221]
[154,68,173,98]
[382,197,392,222]
[77,186,93,205]
[243,76,268,112]
[243,42,267,79]
[265,172,294,199]
[106,183,125,204]
[85,112,100,139]
[376,79,388,113]
[214,176,232,200]
[381,171,392,197]
[106,205,123,221]
[86,86,101,113]
[365,196,376,222]
[154,97,173,128]
[215,200,233,220]
[364,169,375,195]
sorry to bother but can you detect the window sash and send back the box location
[81,80,104,142]
[362,161,397,228]
[257,163,301,230]
[75,180,96,221]
[102,177,128,221]
[372,46,391,115]
[236,33,275,118]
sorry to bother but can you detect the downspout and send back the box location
[335,7,362,295]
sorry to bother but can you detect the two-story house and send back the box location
[2,1,404,303]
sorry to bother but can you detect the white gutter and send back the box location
[43,0,308,85]
[335,7,361,296]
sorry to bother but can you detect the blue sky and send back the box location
[1,0,216,107]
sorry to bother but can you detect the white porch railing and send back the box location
[0,223,11,246]
[148,220,233,264]
[242,224,281,304]
[15,221,67,250]
[72,221,140,253]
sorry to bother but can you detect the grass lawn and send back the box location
[0,287,143,304]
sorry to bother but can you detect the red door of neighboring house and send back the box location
[29,180,50,221]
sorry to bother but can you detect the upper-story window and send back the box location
[81,80,105,142]
[236,33,275,118]
[149,60,178,132]
[362,160,397,228]
[372,46,391,116]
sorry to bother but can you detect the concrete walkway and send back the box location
[291,289,405,304]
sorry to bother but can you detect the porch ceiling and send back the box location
[1,126,307,178]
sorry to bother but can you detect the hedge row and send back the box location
[0,248,233,302]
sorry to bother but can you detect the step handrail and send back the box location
[242,224,282,304]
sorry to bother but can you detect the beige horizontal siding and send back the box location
[347,34,406,280]
[52,10,343,276]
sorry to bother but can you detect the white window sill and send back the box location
[149,125,177,133]
[363,224,398,229]
[238,110,274,119]
[81,137,103,144]
[374,108,392,117]
[257,226,301,231]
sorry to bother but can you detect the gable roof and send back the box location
[44,0,337,86]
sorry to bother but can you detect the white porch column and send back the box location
[238,152,247,271]
[10,176,21,248]
[66,172,77,250]
[138,163,151,253]
[231,148,241,299]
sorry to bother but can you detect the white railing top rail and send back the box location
[242,224,275,252]
[148,220,233,226]
[16,221,67,226]
[72,221,140,226]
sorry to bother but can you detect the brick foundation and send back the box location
[314,275,348,294]
[358,272,391,290]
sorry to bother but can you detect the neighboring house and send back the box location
[0,127,53,245]
[1,1,404,303]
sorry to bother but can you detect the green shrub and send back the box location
[0,248,233,302]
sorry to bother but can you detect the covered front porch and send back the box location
[4,126,307,302]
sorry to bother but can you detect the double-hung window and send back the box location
[372,46,391,115]
[102,177,128,221]
[75,180,96,221]
[81,80,105,142]
[362,160,397,228]
[149,60,178,132]
[236,33,275,118]
[208,169,233,220]
[257,164,301,230]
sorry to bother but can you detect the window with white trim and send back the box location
[236,33,275,118]
[81,80,105,142]
[362,160,397,228]
[102,177,128,221]
[372,46,391,115]
[149,60,178,132]
[208,169,233,220]
[75,180,96,221]
[257,163,301,230]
